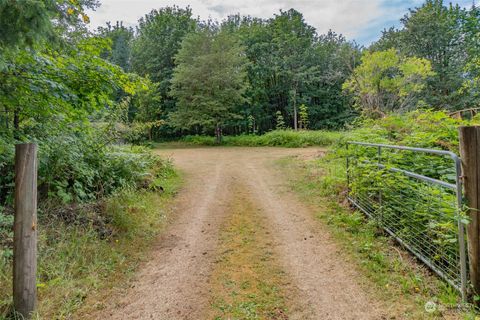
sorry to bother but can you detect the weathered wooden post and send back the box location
[13,143,38,318]
[459,126,480,296]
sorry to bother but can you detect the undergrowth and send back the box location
[0,157,181,319]
[278,155,477,319]
[276,110,480,319]
[181,130,342,147]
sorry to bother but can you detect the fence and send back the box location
[346,141,468,300]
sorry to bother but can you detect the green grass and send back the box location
[181,130,342,148]
[0,163,182,320]
[208,184,291,320]
[277,153,477,319]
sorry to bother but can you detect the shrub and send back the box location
[331,110,474,290]
[0,127,172,266]
[182,130,343,147]
[342,110,467,152]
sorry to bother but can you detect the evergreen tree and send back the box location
[275,111,286,130]
[298,104,309,129]
[98,21,134,71]
[169,26,249,143]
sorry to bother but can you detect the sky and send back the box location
[86,0,475,45]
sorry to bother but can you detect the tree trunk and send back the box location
[293,102,298,131]
[215,124,222,144]
[13,107,20,139]
[292,85,298,131]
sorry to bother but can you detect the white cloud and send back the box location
[85,0,471,44]
[86,0,385,39]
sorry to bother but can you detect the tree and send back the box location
[131,6,197,121]
[298,104,309,129]
[371,0,468,109]
[275,111,285,130]
[0,0,98,49]
[0,0,141,140]
[307,31,360,128]
[98,21,134,71]
[169,26,249,143]
[221,15,275,132]
[222,13,358,133]
[400,0,465,109]
[0,0,98,57]
[369,27,403,52]
[461,5,480,103]
[343,49,434,118]
[268,9,317,131]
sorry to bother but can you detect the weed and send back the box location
[0,164,181,319]
[277,155,477,319]
[181,130,342,148]
[208,184,291,320]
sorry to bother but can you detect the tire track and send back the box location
[89,147,388,320]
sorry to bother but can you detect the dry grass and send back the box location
[207,184,292,320]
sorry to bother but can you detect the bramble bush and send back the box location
[0,126,172,262]
[332,110,475,289]
[0,125,178,317]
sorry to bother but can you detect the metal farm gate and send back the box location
[346,141,468,300]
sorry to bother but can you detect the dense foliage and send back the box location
[343,49,434,117]
[2,0,480,313]
[0,2,180,317]
[108,8,361,136]
[92,1,480,140]
[182,130,342,147]
[371,0,480,110]
[337,111,473,292]
[0,1,173,262]
[344,110,466,152]
[169,26,249,141]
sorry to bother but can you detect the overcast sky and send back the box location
[86,0,474,45]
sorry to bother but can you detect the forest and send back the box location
[2,1,480,143]
[2,0,480,319]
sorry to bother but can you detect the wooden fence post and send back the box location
[13,143,38,319]
[459,126,480,296]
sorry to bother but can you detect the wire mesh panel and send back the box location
[346,142,467,299]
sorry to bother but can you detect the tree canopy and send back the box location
[2,0,480,141]
[371,0,480,111]
[169,26,249,141]
[343,49,434,117]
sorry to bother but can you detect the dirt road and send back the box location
[92,147,386,319]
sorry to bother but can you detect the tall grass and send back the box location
[277,155,473,318]
[0,162,181,319]
[182,130,342,148]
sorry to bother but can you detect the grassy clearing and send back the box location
[207,185,292,320]
[277,154,477,319]
[0,165,181,320]
[181,130,342,148]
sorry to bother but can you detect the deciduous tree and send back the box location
[343,49,434,118]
